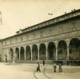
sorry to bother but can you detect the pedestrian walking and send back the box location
[59,63,62,72]
[43,60,45,66]
[36,62,41,72]
[53,63,57,72]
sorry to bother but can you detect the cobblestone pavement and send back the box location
[0,63,80,79]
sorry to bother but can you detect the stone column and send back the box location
[66,39,70,60]
[37,44,40,60]
[4,49,7,62]
[45,42,48,60]
[13,48,16,63]
[24,46,26,61]
[55,41,58,61]
[30,45,32,61]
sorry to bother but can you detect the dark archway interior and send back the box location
[69,38,80,60]
[58,40,67,60]
[16,48,19,60]
[39,43,46,60]
[20,47,24,60]
[32,45,38,60]
[10,48,13,62]
[26,46,31,60]
[48,42,56,60]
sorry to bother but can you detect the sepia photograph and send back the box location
[0,0,80,79]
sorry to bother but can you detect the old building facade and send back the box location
[0,9,80,64]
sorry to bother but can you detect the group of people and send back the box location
[36,60,63,72]
[53,63,62,72]
[36,60,45,72]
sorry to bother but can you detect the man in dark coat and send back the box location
[36,62,41,72]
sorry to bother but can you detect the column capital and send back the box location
[23,45,26,48]
[45,42,48,45]
[45,42,48,49]
[29,45,32,48]
[66,39,70,46]
[18,46,21,49]
[36,43,40,46]
[54,41,58,48]
[12,48,15,53]
[54,41,58,44]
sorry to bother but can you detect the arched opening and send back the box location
[10,48,13,62]
[58,40,67,60]
[32,44,38,60]
[26,46,31,60]
[39,43,46,60]
[15,48,19,60]
[48,42,56,60]
[69,38,80,60]
[20,47,24,60]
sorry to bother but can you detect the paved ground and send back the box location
[0,62,80,79]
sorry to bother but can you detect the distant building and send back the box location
[0,9,80,64]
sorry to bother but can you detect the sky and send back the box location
[0,0,80,39]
